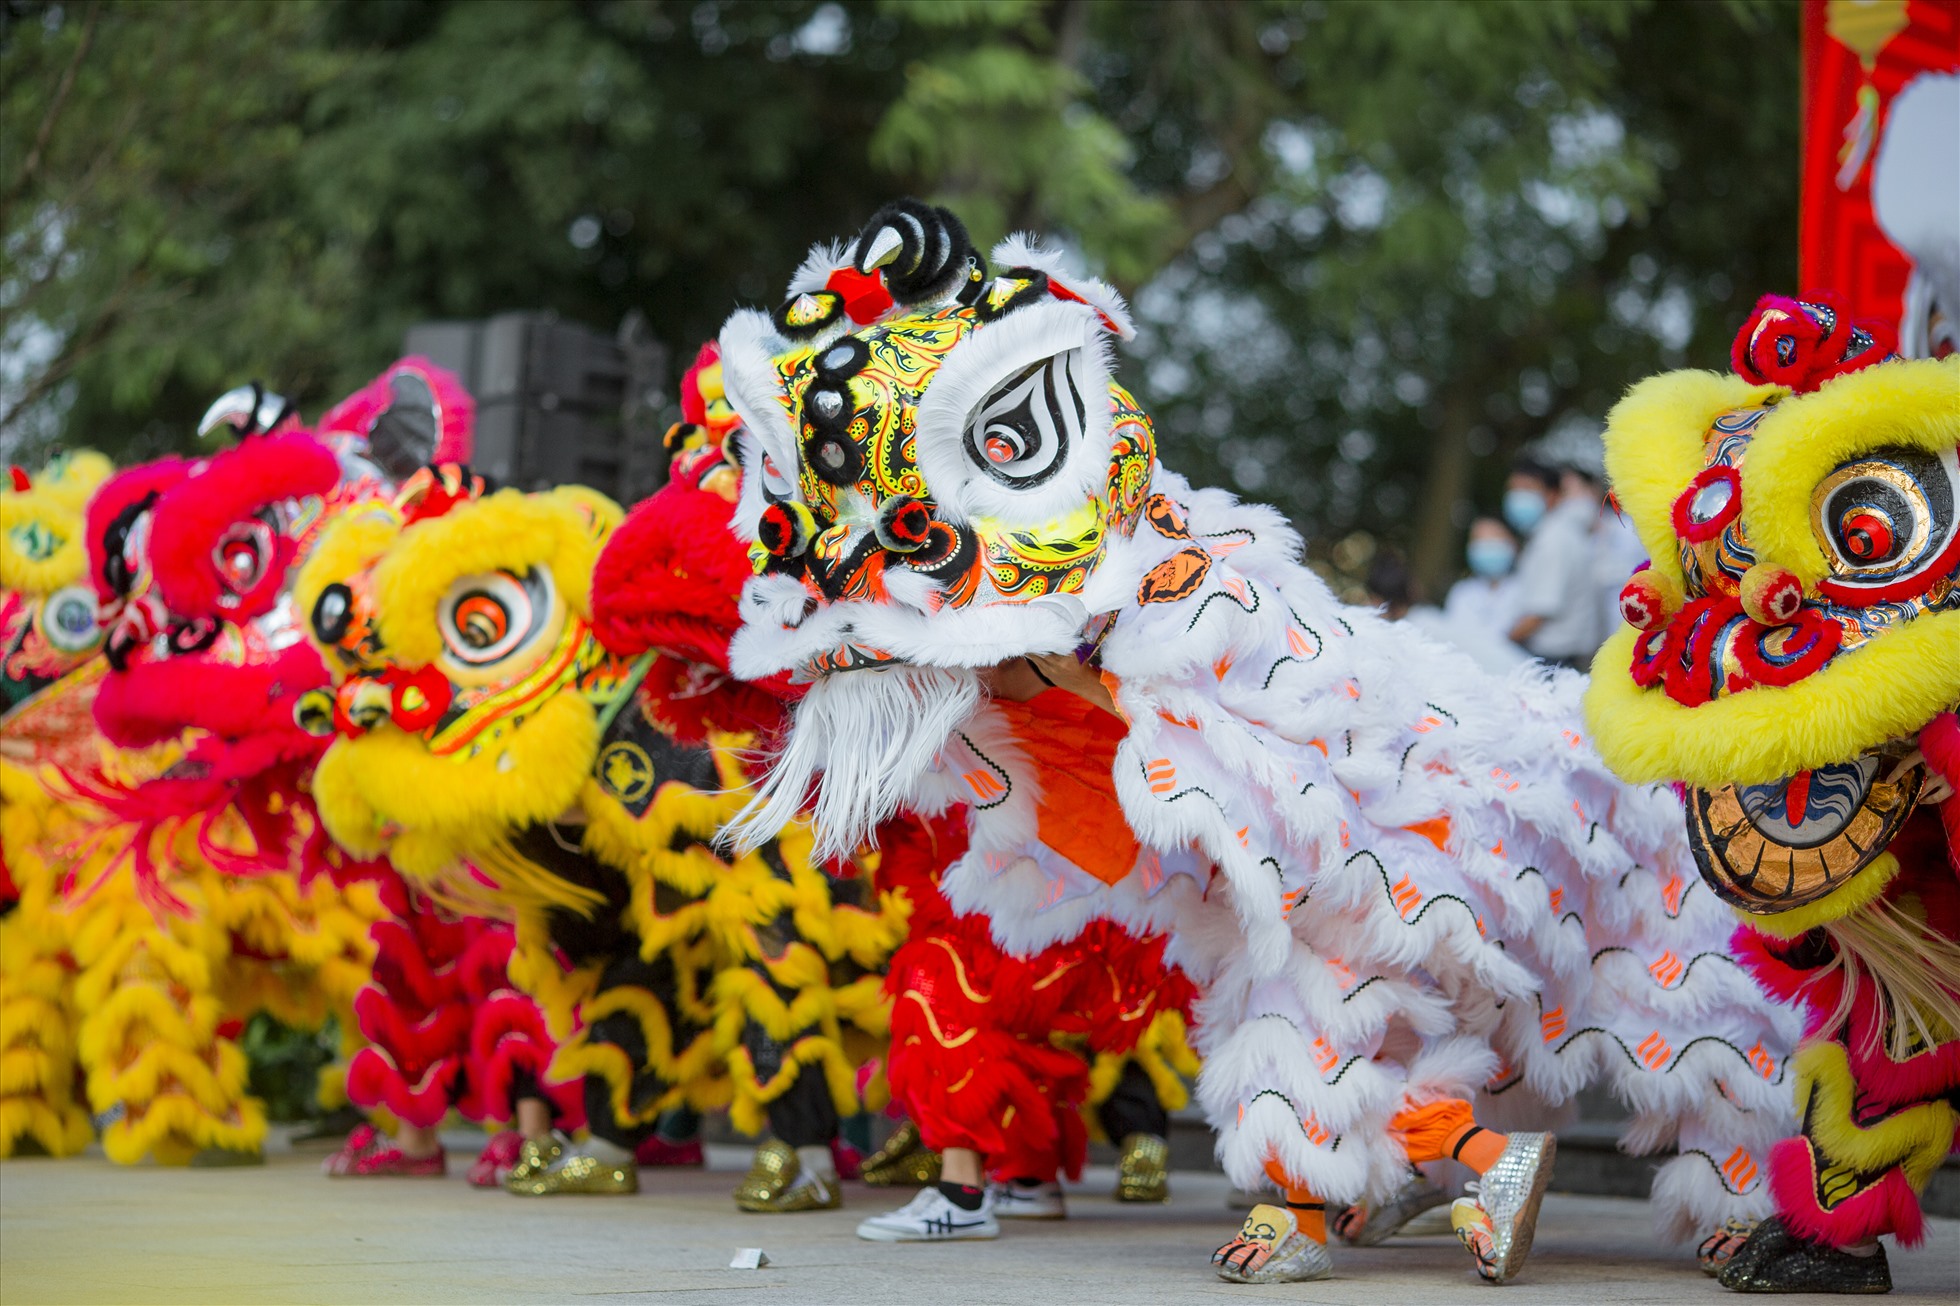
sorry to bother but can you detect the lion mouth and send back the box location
[1685,742,1927,913]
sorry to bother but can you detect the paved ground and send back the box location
[2,1132,1955,1305]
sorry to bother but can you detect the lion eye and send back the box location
[1814,447,1956,592]
[963,350,1085,488]
[41,585,102,653]
[211,516,274,601]
[437,571,544,666]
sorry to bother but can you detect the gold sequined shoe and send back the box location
[506,1148,638,1196]
[1113,1132,1171,1203]
[502,1134,564,1187]
[859,1121,941,1187]
[733,1140,842,1212]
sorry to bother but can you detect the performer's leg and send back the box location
[1098,1059,1172,1203]
[735,1063,844,1212]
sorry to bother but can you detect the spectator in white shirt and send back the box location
[1504,457,1604,670]
[1440,517,1530,674]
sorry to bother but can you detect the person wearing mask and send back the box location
[1503,457,1603,670]
[1440,518,1529,674]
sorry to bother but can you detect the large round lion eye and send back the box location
[1814,447,1956,595]
[41,585,102,653]
[312,583,353,646]
[211,517,274,601]
[963,350,1085,489]
[437,572,538,665]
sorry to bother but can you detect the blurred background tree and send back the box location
[2,0,1796,593]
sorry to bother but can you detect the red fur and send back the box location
[319,357,476,465]
[591,466,797,741]
[464,991,585,1128]
[93,642,327,760]
[146,433,339,618]
[876,811,1193,1179]
[1767,1135,1926,1248]
[346,1046,466,1130]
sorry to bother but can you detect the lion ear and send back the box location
[546,484,625,547]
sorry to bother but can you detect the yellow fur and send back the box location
[1599,371,1783,588]
[1793,1041,1958,1189]
[0,450,112,594]
[1585,615,1960,786]
[292,505,405,665]
[1741,359,1960,586]
[313,691,600,889]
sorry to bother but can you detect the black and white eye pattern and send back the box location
[436,569,552,667]
[1815,446,1958,586]
[964,350,1086,489]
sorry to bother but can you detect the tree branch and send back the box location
[3,1,102,222]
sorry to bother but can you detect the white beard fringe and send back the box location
[728,664,981,861]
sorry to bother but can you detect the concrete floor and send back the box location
[2,1133,1955,1306]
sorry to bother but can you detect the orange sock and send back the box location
[1391,1098,1475,1164]
[1285,1190,1327,1242]
[1262,1158,1327,1242]
[1443,1121,1510,1174]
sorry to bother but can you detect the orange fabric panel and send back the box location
[993,687,1140,887]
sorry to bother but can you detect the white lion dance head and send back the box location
[721,201,1157,853]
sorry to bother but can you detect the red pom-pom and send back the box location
[1739,565,1805,626]
[1617,566,1681,632]
[387,665,453,732]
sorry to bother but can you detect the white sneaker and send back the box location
[856,1186,1001,1242]
[989,1179,1066,1219]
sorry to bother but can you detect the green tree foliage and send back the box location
[3,0,1796,589]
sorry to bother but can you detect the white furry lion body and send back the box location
[717,210,1799,1240]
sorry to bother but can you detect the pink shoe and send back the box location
[322,1124,447,1177]
[830,1136,863,1182]
[634,1135,704,1167]
[468,1131,524,1187]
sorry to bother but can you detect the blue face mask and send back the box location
[1466,539,1516,579]
[1503,488,1548,534]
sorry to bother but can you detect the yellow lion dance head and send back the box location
[1586,296,1959,932]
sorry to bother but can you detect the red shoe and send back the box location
[634,1135,704,1167]
[322,1124,447,1177]
[468,1131,524,1187]
[830,1136,863,1182]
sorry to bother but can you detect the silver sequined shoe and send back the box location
[1449,1132,1556,1283]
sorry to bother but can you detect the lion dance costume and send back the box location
[718,201,1801,1283]
[2,360,566,1169]
[2,450,115,1157]
[296,453,909,1205]
[588,344,1200,1214]
[1587,295,1959,1294]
